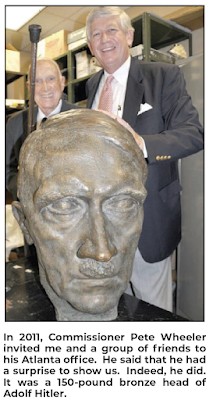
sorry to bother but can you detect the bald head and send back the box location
[27,57,65,116]
[27,58,62,82]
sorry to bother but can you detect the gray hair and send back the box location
[86,6,134,41]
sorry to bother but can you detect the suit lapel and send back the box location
[87,58,145,127]
[87,70,103,108]
[23,106,38,139]
[122,58,145,128]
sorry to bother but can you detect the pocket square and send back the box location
[137,103,153,115]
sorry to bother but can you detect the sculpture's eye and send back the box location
[43,197,84,215]
[103,195,141,215]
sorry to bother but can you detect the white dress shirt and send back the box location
[37,99,63,127]
[92,56,147,156]
[92,57,131,118]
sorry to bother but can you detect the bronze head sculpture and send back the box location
[12,109,147,321]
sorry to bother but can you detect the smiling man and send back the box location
[86,6,203,311]
[6,58,77,201]
[12,109,147,321]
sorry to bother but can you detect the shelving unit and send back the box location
[131,12,192,62]
[6,12,193,109]
[67,44,91,105]
[55,53,69,98]
[5,72,27,117]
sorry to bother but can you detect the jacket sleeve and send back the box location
[141,64,204,164]
[6,113,23,200]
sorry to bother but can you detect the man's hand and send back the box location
[97,110,145,153]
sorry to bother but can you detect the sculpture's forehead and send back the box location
[31,139,140,190]
[29,133,138,175]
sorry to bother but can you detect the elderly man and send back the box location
[12,109,147,321]
[6,58,77,200]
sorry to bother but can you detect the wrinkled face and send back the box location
[88,15,133,73]
[18,135,146,315]
[32,61,65,116]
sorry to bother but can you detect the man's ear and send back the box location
[12,201,34,245]
[88,42,94,56]
[60,75,65,92]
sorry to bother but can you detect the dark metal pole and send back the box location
[28,24,42,135]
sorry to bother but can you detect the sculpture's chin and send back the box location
[68,293,120,315]
[38,261,126,321]
[62,276,126,315]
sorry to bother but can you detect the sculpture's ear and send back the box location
[12,201,34,245]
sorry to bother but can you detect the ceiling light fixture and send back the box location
[5,6,45,31]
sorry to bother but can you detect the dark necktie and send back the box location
[38,117,47,129]
[36,117,47,129]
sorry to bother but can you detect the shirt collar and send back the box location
[37,99,62,122]
[104,56,131,85]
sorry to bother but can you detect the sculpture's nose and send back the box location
[77,204,117,262]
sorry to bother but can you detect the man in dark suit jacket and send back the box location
[6,58,77,200]
[85,6,204,310]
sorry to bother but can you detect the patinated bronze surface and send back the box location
[12,109,147,321]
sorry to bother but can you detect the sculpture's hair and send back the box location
[17,109,147,202]
[86,6,134,41]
